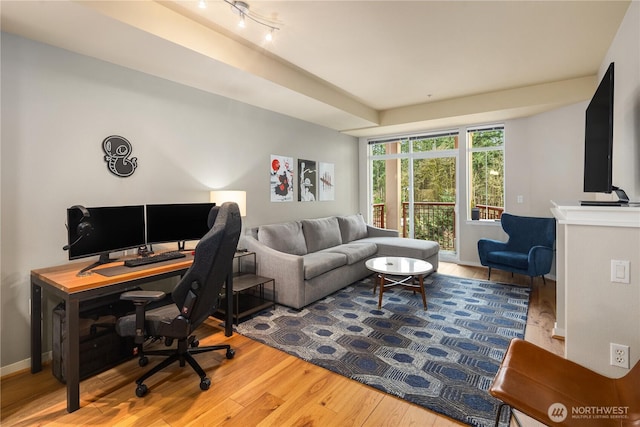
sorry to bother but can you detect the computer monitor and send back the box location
[67,205,146,272]
[145,203,216,250]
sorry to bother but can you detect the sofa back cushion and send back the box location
[337,214,368,243]
[258,221,307,255]
[302,217,343,253]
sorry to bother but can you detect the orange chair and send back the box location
[490,338,640,427]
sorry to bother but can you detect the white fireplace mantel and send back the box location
[551,201,640,228]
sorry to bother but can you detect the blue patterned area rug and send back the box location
[235,273,530,426]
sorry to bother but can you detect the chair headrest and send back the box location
[207,205,220,229]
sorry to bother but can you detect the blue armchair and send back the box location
[478,213,556,285]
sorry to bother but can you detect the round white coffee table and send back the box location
[365,256,433,309]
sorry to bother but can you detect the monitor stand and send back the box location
[580,186,629,207]
[77,252,117,277]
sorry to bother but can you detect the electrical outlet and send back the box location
[610,343,630,368]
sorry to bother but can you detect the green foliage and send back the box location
[370,130,503,249]
[470,130,504,211]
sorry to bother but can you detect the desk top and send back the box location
[31,255,194,294]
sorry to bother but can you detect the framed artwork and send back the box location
[319,162,335,201]
[298,159,317,202]
[270,154,294,202]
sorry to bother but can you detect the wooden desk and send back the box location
[30,256,233,413]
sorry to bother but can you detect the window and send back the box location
[369,132,458,252]
[467,126,504,220]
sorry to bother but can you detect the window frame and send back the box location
[466,125,505,221]
[368,130,459,248]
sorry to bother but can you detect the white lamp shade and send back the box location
[210,190,247,216]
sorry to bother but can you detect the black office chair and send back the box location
[115,202,241,397]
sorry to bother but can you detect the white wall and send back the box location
[605,0,640,202]
[0,33,358,371]
[560,0,640,376]
[556,212,640,377]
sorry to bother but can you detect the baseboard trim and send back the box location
[552,323,566,340]
[0,351,51,378]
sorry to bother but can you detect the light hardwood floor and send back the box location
[1,263,563,426]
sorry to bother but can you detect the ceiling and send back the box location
[0,0,630,137]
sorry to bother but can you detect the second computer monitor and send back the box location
[146,203,216,249]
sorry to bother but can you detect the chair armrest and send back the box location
[528,246,554,276]
[120,290,166,305]
[477,239,507,265]
[119,290,166,343]
[366,225,399,238]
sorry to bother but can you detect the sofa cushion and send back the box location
[486,251,529,270]
[302,217,343,253]
[356,236,439,260]
[322,243,377,265]
[337,214,368,243]
[302,252,348,280]
[258,221,307,255]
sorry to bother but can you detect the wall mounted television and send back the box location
[146,203,216,250]
[582,62,628,206]
[66,205,146,275]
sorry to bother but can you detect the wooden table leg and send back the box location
[378,274,385,308]
[418,274,427,310]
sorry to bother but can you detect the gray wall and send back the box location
[0,33,358,371]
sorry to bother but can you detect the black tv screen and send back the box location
[146,203,215,245]
[67,205,146,261]
[583,62,614,193]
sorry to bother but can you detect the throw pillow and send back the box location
[258,221,307,255]
[337,214,368,243]
[301,217,342,253]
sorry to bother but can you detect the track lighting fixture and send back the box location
[224,0,279,41]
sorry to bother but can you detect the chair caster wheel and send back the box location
[226,349,235,359]
[139,356,148,367]
[135,384,148,397]
[191,339,199,348]
[200,377,211,391]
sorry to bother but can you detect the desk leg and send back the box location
[225,273,233,337]
[65,298,81,412]
[30,281,42,373]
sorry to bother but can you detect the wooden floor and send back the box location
[1,263,563,427]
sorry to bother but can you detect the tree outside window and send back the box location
[468,127,505,220]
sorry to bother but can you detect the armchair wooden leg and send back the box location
[487,267,492,280]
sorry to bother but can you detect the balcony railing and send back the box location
[403,202,455,251]
[372,203,504,252]
[476,204,504,220]
[372,203,385,229]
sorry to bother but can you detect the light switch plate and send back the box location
[611,260,630,284]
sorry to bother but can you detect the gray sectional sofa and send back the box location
[240,214,439,309]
